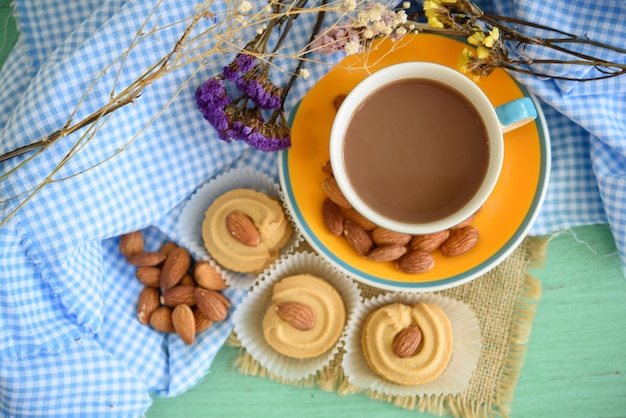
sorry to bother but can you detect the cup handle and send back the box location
[495,97,538,134]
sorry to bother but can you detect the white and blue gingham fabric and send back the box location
[0,0,624,416]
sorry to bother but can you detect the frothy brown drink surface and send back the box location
[343,78,489,224]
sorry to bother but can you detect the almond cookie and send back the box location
[202,189,292,274]
[361,302,453,386]
[263,274,346,359]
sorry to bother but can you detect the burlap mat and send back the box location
[227,236,546,418]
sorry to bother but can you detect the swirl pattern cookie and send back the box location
[361,302,453,386]
[263,274,346,359]
[202,189,292,274]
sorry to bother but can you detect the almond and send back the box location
[127,251,166,267]
[135,266,161,288]
[322,198,344,236]
[322,176,352,209]
[441,226,479,256]
[395,250,435,274]
[321,160,333,176]
[159,241,179,255]
[225,210,261,247]
[343,208,377,231]
[193,308,213,333]
[137,286,160,325]
[451,213,477,229]
[409,230,450,253]
[343,219,374,256]
[213,290,232,309]
[160,285,196,307]
[194,288,228,322]
[172,304,196,345]
[149,307,175,333]
[160,247,191,290]
[371,227,412,246]
[333,94,346,110]
[275,301,316,331]
[179,274,196,287]
[392,326,422,358]
[366,244,408,262]
[192,261,228,290]
[119,231,144,259]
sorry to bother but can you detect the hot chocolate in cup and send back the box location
[329,62,537,235]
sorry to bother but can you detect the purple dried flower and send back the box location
[222,53,257,81]
[195,78,229,109]
[222,67,238,82]
[234,117,291,151]
[236,75,282,110]
[195,47,290,151]
[195,78,235,142]
[241,126,291,151]
[237,54,256,74]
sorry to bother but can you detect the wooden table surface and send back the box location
[1,3,625,417]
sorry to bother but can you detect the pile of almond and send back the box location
[119,231,231,345]
[320,161,479,274]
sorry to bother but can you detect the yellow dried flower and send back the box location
[423,1,447,28]
[423,3,444,28]
[459,48,473,65]
[458,49,482,82]
[477,45,491,59]
[483,27,500,48]
[422,1,440,12]
[467,31,485,47]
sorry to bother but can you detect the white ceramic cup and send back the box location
[329,62,537,235]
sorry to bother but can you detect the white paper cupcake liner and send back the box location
[177,166,302,290]
[232,251,362,381]
[342,292,481,397]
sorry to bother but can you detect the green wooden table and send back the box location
[1,3,624,417]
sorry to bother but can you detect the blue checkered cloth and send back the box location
[0,0,624,416]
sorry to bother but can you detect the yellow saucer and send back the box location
[279,34,550,291]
